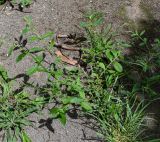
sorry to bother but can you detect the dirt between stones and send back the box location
[0,0,160,142]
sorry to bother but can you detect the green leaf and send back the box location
[18,119,32,126]
[105,50,113,61]
[24,16,32,26]
[8,45,16,57]
[5,129,17,142]
[108,70,115,74]
[140,30,145,36]
[49,39,55,47]
[80,102,92,111]
[107,75,113,85]
[93,17,104,26]
[26,66,38,76]
[113,61,123,72]
[99,62,105,70]
[58,113,67,125]
[33,97,45,106]
[0,65,8,81]
[21,131,32,142]
[50,108,67,125]
[33,54,44,64]
[111,50,118,57]
[59,113,67,126]
[79,91,86,99]
[62,97,72,104]
[16,51,28,62]
[70,97,83,104]
[40,31,54,40]
[50,108,61,118]
[29,47,43,53]
[104,23,112,34]
[80,22,89,28]
[28,36,40,42]
[22,26,30,35]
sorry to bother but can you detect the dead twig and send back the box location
[54,43,81,51]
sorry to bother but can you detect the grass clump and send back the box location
[0,65,45,142]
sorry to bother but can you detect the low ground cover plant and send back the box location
[3,12,160,142]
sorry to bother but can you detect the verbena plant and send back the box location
[0,65,45,142]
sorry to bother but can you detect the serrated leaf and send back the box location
[113,61,123,72]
